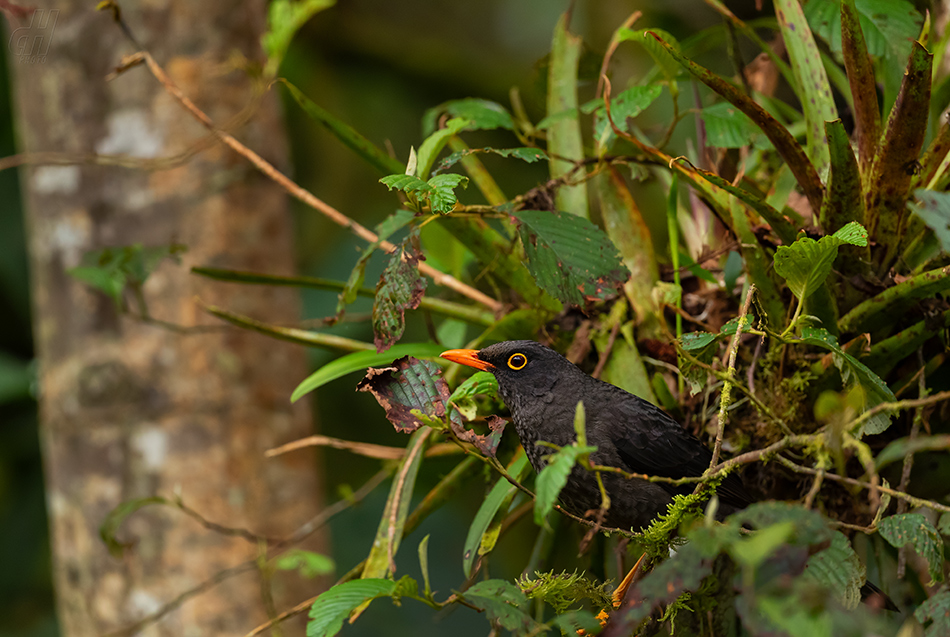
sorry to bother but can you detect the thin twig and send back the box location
[775,456,950,514]
[112,51,502,312]
[897,349,927,578]
[710,285,755,469]
[803,468,824,510]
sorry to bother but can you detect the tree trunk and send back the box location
[10,1,325,635]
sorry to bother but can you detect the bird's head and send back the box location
[441,340,578,408]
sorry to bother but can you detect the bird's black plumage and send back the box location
[443,340,751,530]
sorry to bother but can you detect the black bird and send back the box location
[442,340,897,611]
[441,339,752,531]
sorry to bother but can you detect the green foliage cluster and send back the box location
[79,0,950,635]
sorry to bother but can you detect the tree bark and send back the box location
[10,1,325,635]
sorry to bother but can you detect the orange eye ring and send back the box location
[507,353,528,370]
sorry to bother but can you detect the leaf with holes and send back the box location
[462,579,539,633]
[512,209,630,306]
[879,513,945,584]
[357,356,450,433]
[916,589,950,637]
[372,235,427,352]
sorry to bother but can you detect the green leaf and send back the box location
[434,147,548,174]
[422,98,514,136]
[425,174,469,213]
[449,371,498,402]
[306,576,418,637]
[775,0,838,177]
[680,331,717,351]
[359,427,431,583]
[69,243,187,307]
[910,190,950,254]
[701,102,765,149]
[534,439,597,526]
[916,590,950,637]
[462,453,530,578]
[291,343,446,402]
[379,173,469,213]
[774,223,867,301]
[357,356,452,433]
[804,0,921,60]
[99,496,168,557]
[262,0,335,77]
[799,327,896,436]
[879,513,945,583]
[728,521,796,570]
[416,118,472,179]
[281,81,404,175]
[876,434,950,470]
[803,531,865,610]
[620,27,683,83]
[594,84,663,149]
[274,549,335,579]
[417,535,432,598]
[372,235,427,352]
[462,579,538,633]
[551,610,603,635]
[513,209,630,307]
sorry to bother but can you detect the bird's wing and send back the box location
[604,394,752,508]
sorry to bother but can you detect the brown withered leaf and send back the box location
[357,356,449,433]
[373,234,427,353]
[450,414,507,458]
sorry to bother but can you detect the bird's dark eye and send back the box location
[507,353,528,370]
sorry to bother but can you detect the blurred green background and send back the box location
[0,1,733,635]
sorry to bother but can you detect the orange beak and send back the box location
[441,348,495,371]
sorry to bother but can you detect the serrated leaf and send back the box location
[372,236,427,352]
[803,531,865,610]
[463,579,538,633]
[879,513,945,583]
[534,440,597,526]
[910,190,950,254]
[274,549,335,579]
[434,147,548,174]
[357,356,451,433]
[831,221,868,246]
[702,102,765,149]
[513,209,630,306]
[306,576,418,637]
[422,98,514,136]
[915,590,950,637]
[291,342,445,402]
[800,327,896,436]
[380,173,430,196]
[426,174,469,213]
[594,84,663,149]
